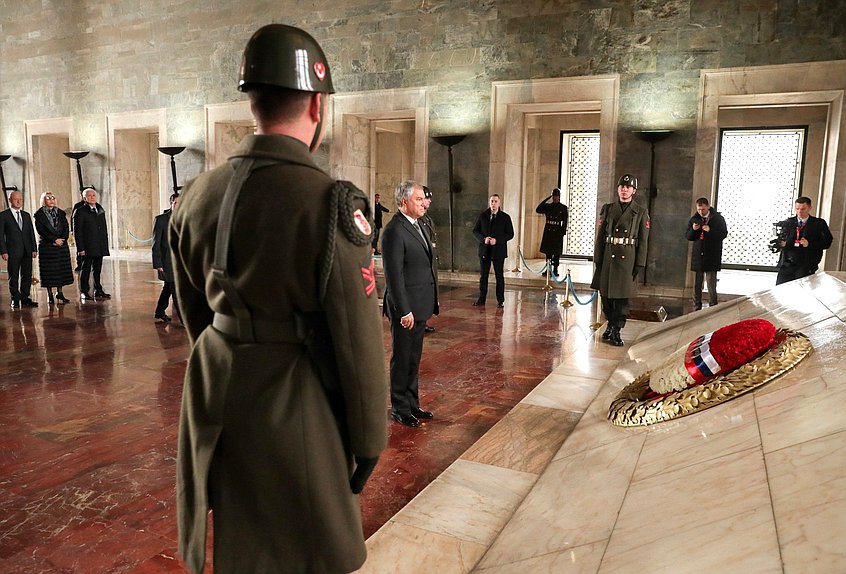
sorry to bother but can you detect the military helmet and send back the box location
[238,24,335,94]
[617,174,638,189]
[423,185,433,199]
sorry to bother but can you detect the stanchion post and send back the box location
[559,269,573,307]
[590,291,603,330]
[512,247,522,273]
[542,260,553,291]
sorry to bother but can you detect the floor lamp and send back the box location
[432,135,467,272]
[632,130,673,285]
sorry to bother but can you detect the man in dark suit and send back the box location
[382,180,439,428]
[0,191,39,308]
[775,196,833,285]
[73,186,111,300]
[472,194,514,308]
[371,192,389,255]
[152,193,179,322]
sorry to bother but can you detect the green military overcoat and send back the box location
[590,200,650,299]
[171,135,388,574]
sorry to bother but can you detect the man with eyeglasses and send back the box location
[0,190,38,308]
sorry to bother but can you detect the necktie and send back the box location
[413,220,426,243]
[15,211,22,229]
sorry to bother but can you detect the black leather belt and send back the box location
[212,313,304,344]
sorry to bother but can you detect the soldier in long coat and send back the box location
[535,187,568,276]
[591,174,650,346]
[170,25,388,574]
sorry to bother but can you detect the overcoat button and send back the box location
[611,254,616,258]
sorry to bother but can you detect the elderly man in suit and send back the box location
[381,179,439,428]
[0,191,39,308]
[472,194,514,308]
[73,186,111,300]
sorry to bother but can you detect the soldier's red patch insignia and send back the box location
[646,219,651,229]
[361,259,376,296]
[314,62,326,81]
[353,209,372,235]
[598,218,603,227]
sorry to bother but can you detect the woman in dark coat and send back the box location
[34,192,74,304]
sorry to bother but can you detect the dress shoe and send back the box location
[472,299,484,306]
[424,325,435,333]
[373,250,381,256]
[80,292,94,300]
[411,408,434,419]
[155,312,172,323]
[94,291,112,299]
[56,293,70,304]
[21,298,38,307]
[390,411,420,428]
[497,302,505,308]
[609,327,624,347]
[10,299,20,309]
[602,324,613,340]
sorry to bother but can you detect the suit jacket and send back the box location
[381,213,439,322]
[0,208,37,259]
[73,203,110,257]
[777,215,833,273]
[473,209,514,260]
[152,209,173,282]
[374,202,389,228]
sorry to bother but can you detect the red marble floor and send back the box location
[0,259,602,572]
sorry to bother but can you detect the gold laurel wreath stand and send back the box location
[608,330,813,426]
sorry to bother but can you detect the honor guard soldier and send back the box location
[171,24,388,574]
[535,187,569,277]
[420,185,439,332]
[591,174,650,346]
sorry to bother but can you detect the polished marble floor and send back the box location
[359,272,846,574]
[4,260,838,573]
[0,259,606,572]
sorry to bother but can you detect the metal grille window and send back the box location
[716,128,806,268]
[559,132,600,257]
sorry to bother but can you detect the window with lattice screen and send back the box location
[716,128,806,269]
[559,132,600,257]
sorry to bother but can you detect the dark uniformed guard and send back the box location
[420,185,439,332]
[535,187,569,276]
[590,174,650,346]
[171,24,388,574]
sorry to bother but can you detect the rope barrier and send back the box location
[566,272,597,305]
[127,229,154,244]
[517,248,548,275]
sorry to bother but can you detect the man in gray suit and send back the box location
[0,191,38,308]
[381,180,439,428]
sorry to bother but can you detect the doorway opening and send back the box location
[716,127,807,270]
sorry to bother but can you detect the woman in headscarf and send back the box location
[34,192,74,304]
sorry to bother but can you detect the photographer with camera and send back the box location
[775,196,833,285]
